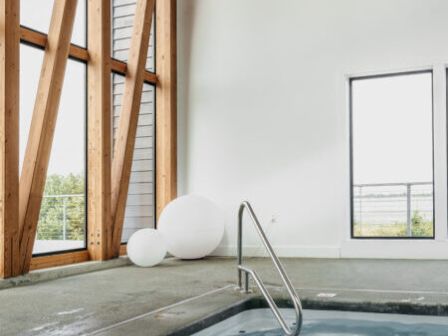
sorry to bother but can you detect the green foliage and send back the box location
[411,210,433,237]
[354,210,433,238]
[36,173,85,241]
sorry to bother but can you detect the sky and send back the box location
[21,0,86,47]
[19,1,86,176]
[352,72,433,185]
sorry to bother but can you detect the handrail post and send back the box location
[406,183,412,237]
[62,197,67,240]
[237,201,303,335]
[237,203,244,290]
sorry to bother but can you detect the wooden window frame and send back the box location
[0,0,176,276]
[20,26,157,84]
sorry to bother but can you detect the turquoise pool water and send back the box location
[192,308,448,336]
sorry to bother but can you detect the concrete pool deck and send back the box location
[1,257,448,335]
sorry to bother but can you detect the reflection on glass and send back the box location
[351,72,434,238]
[112,75,155,243]
[21,0,86,47]
[21,44,86,254]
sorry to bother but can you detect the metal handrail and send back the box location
[237,201,303,336]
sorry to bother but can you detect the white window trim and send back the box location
[341,64,448,259]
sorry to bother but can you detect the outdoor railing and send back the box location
[37,193,85,241]
[353,182,433,237]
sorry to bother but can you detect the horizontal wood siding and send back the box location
[112,0,155,72]
[112,0,156,242]
[112,77,155,242]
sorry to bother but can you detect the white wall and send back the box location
[177,0,448,259]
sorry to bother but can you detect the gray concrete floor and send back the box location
[1,257,448,335]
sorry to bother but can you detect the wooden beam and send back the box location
[18,0,78,274]
[0,0,20,278]
[30,250,90,271]
[20,27,46,48]
[111,58,157,84]
[20,26,89,63]
[69,44,89,62]
[155,0,177,219]
[111,59,127,75]
[87,0,112,261]
[144,71,158,84]
[119,244,127,256]
[20,27,157,85]
[110,0,155,257]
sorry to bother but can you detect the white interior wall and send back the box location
[177,0,448,259]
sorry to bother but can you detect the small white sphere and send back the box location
[127,229,167,267]
[158,195,225,259]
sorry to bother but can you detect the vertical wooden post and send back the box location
[87,0,112,261]
[0,0,20,278]
[18,0,78,273]
[156,0,177,219]
[110,0,155,257]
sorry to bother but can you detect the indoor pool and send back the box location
[192,308,448,336]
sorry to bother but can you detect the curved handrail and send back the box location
[237,201,303,336]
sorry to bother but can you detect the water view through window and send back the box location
[351,72,434,238]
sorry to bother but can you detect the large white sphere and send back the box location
[158,195,225,259]
[127,229,167,267]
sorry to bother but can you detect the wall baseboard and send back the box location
[340,240,448,260]
[212,240,448,260]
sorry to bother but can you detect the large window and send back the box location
[20,44,87,255]
[0,0,174,276]
[20,1,88,255]
[350,71,434,238]
[35,60,87,254]
[112,0,157,243]
[19,0,157,254]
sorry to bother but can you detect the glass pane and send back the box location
[20,45,43,171]
[20,52,87,255]
[112,1,155,71]
[21,0,86,47]
[112,74,155,242]
[351,72,434,238]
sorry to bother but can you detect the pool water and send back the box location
[192,308,448,336]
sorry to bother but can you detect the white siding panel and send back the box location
[128,182,153,195]
[112,0,155,72]
[123,217,154,227]
[131,159,153,172]
[124,205,154,218]
[127,194,153,206]
[134,137,153,149]
[132,148,153,161]
[129,171,153,184]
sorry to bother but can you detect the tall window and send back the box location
[112,1,156,242]
[20,1,88,255]
[350,72,434,238]
[21,0,86,47]
[34,60,87,254]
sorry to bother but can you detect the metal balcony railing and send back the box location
[37,193,85,241]
[353,182,433,237]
